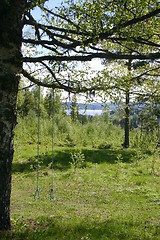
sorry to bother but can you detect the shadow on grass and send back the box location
[1,216,158,240]
[12,147,137,174]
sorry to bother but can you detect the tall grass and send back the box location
[15,109,159,152]
[9,111,160,239]
[15,113,125,149]
[1,145,160,240]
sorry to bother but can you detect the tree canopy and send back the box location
[22,0,160,92]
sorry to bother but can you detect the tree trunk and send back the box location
[0,0,25,230]
[0,79,19,230]
[123,59,131,148]
[124,90,130,148]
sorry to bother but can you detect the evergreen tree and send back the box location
[44,90,65,117]
[70,94,79,122]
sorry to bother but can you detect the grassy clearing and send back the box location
[1,145,160,240]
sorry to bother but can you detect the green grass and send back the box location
[1,144,160,240]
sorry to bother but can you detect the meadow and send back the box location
[1,142,160,240]
[1,101,159,240]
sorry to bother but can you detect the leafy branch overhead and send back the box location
[22,0,160,92]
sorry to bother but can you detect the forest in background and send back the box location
[15,85,159,153]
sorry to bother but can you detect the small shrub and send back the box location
[70,150,86,173]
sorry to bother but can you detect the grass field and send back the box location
[1,144,160,240]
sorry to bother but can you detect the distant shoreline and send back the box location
[67,109,103,116]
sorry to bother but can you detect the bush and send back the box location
[70,149,86,173]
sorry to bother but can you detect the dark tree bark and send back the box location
[124,90,130,148]
[123,59,132,148]
[0,0,24,230]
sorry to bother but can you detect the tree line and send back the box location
[16,85,159,150]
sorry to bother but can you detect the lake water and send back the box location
[79,109,103,116]
[67,109,103,116]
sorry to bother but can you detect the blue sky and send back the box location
[46,0,63,8]
[32,0,63,20]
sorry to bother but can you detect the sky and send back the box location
[32,0,64,20]
[46,0,63,8]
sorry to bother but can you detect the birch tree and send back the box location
[0,0,159,230]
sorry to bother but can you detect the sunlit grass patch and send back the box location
[6,146,160,239]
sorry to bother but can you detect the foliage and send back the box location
[70,149,86,173]
[70,94,79,122]
[15,85,159,152]
[22,0,160,92]
[44,89,66,117]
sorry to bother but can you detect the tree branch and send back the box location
[22,67,105,93]
[23,52,160,63]
[24,7,160,52]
